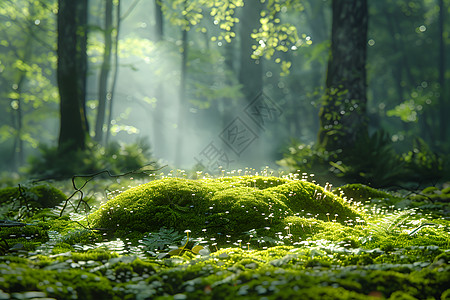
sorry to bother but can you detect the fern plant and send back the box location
[140,227,185,252]
[363,209,415,244]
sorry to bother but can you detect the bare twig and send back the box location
[59,162,166,217]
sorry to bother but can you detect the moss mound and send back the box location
[411,186,450,203]
[268,181,362,222]
[0,183,66,208]
[333,183,401,204]
[90,176,364,238]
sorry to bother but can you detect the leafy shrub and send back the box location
[279,131,445,187]
[0,183,66,219]
[277,140,337,177]
[401,138,444,182]
[27,138,158,179]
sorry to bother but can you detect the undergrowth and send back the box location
[278,131,447,187]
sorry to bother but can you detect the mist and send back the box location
[0,0,448,183]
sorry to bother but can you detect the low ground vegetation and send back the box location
[0,172,448,299]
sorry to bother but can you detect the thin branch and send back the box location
[59,162,166,217]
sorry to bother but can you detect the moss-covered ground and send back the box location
[0,174,449,299]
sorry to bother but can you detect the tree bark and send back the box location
[95,0,113,144]
[238,0,264,103]
[106,0,121,146]
[151,0,166,157]
[438,0,447,143]
[175,23,188,167]
[318,0,368,152]
[57,0,89,151]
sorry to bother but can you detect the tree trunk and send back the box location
[57,0,89,151]
[95,0,113,144]
[151,0,166,157]
[318,0,368,152]
[154,0,164,41]
[106,0,121,146]
[438,0,447,144]
[238,0,264,103]
[175,24,188,167]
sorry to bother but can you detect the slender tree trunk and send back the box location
[175,24,188,167]
[14,73,26,167]
[152,0,165,156]
[105,0,121,146]
[12,38,32,168]
[57,0,89,151]
[438,0,447,144]
[155,0,163,40]
[95,0,113,143]
[238,0,264,103]
[318,0,368,152]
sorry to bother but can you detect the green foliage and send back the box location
[27,139,157,179]
[251,0,308,75]
[140,227,185,251]
[401,138,444,182]
[367,209,414,236]
[386,82,440,123]
[0,0,59,169]
[0,224,48,254]
[0,183,66,219]
[279,131,445,187]
[277,140,338,176]
[161,0,243,36]
[333,131,406,187]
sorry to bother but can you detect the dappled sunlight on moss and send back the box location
[89,176,364,241]
[0,173,448,299]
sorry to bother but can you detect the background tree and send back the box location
[438,0,447,143]
[1,0,448,181]
[57,0,89,151]
[238,0,264,102]
[318,0,368,153]
[0,0,58,170]
[149,0,166,151]
[105,0,121,146]
[94,0,114,144]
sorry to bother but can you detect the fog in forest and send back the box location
[1,0,449,184]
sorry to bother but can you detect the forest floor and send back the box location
[0,173,449,300]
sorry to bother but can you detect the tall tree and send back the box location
[175,0,189,167]
[0,0,58,170]
[95,0,114,144]
[238,0,264,102]
[438,0,447,143]
[151,0,166,155]
[57,0,89,151]
[105,0,121,146]
[318,0,368,152]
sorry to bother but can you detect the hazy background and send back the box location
[1,0,448,176]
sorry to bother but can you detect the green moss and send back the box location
[0,183,66,208]
[70,249,119,262]
[0,224,48,253]
[411,186,450,203]
[0,263,115,299]
[216,176,290,189]
[90,177,364,240]
[208,187,291,234]
[0,174,448,300]
[334,183,401,204]
[268,181,363,222]
[130,258,157,275]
